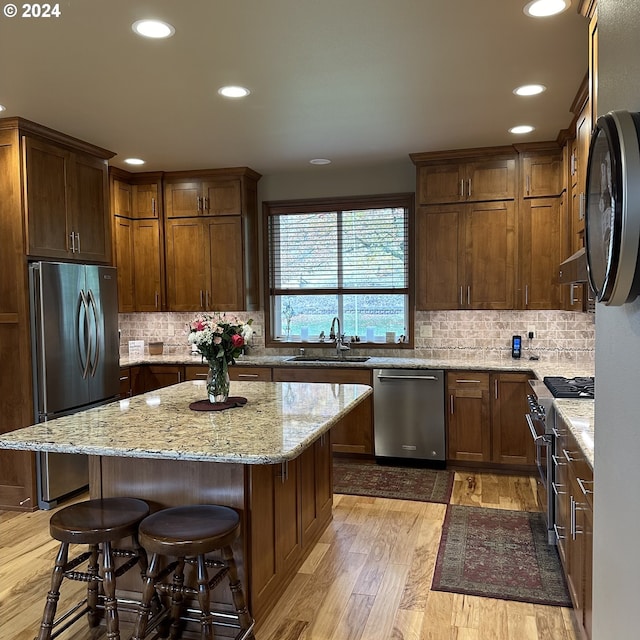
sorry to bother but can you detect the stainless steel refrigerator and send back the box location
[29,261,120,509]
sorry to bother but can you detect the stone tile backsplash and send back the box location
[119,309,594,363]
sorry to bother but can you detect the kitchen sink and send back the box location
[286,355,371,363]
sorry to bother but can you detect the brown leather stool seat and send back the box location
[36,497,150,640]
[132,504,254,640]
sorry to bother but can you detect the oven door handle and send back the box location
[526,414,550,444]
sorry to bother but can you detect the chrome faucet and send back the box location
[329,317,350,358]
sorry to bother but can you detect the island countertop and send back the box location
[0,380,372,464]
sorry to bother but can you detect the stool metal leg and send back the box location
[36,542,69,640]
[222,545,254,637]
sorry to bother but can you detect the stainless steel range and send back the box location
[526,376,595,544]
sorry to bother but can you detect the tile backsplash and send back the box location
[119,309,594,363]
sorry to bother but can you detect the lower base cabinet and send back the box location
[446,371,535,468]
[248,432,332,622]
[554,415,593,640]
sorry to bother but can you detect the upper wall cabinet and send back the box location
[411,149,516,206]
[110,170,165,312]
[165,176,243,217]
[163,168,261,312]
[23,134,112,263]
[519,150,562,198]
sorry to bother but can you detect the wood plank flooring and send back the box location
[0,472,578,640]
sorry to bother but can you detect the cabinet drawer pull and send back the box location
[119,376,129,382]
[450,394,454,415]
[151,197,156,215]
[238,373,259,378]
[455,379,481,384]
[459,285,464,307]
[195,373,208,378]
[467,285,471,306]
[563,448,577,463]
[75,233,80,253]
[577,477,594,496]
[551,454,566,467]
[551,481,566,496]
[553,523,566,542]
[467,178,472,197]
[460,179,464,198]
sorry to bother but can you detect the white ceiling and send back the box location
[0,0,588,176]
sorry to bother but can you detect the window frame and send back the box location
[262,192,415,349]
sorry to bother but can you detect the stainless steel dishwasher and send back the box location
[373,369,446,463]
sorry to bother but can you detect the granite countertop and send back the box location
[0,381,372,464]
[554,399,595,467]
[120,352,595,465]
[120,352,594,379]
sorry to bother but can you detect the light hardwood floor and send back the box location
[0,472,578,640]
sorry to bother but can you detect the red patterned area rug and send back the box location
[333,460,454,504]
[432,505,571,606]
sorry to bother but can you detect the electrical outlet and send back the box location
[420,324,433,338]
[252,324,263,337]
[527,326,535,339]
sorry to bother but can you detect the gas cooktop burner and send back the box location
[543,376,595,399]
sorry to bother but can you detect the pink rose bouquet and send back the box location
[188,314,253,364]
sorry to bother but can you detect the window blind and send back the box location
[269,206,409,294]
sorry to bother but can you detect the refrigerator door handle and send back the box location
[78,290,91,380]
[87,288,100,377]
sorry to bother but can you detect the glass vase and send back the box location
[206,358,230,403]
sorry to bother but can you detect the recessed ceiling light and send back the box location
[132,19,175,39]
[509,125,535,134]
[523,0,570,18]
[218,86,251,98]
[124,158,145,166]
[513,84,547,96]
[309,158,331,165]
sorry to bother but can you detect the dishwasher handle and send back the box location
[376,374,439,381]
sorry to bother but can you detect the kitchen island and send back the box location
[0,379,372,628]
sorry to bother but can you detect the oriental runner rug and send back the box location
[332,459,454,504]
[432,504,571,606]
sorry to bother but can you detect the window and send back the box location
[264,193,414,346]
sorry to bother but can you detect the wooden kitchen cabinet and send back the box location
[272,367,374,455]
[24,135,111,263]
[554,416,593,640]
[110,170,165,312]
[185,364,273,383]
[519,196,564,309]
[447,372,491,462]
[447,371,534,468]
[519,150,562,198]
[249,459,302,620]
[416,200,516,310]
[165,176,242,218]
[165,216,243,311]
[163,168,260,313]
[300,432,332,545]
[132,365,185,395]
[413,153,516,205]
[491,373,535,466]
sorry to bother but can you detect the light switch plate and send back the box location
[420,324,433,338]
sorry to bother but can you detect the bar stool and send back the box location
[36,497,150,640]
[132,504,254,640]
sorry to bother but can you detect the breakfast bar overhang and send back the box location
[0,379,373,629]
